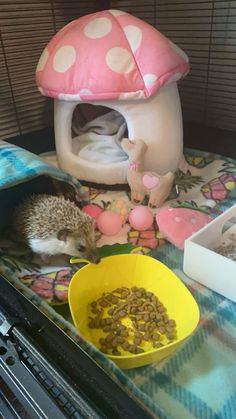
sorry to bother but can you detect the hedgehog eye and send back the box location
[77,245,86,252]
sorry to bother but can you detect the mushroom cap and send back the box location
[36,9,189,101]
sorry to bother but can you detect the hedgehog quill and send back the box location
[12,194,100,264]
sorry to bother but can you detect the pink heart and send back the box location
[142,174,160,189]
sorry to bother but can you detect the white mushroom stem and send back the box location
[54,83,183,183]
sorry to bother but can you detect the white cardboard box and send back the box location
[183,204,236,302]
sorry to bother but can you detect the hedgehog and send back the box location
[12,194,99,263]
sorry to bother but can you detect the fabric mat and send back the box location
[0,144,236,418]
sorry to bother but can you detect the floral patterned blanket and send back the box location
[0,145,236,418]
[1,147,235,306]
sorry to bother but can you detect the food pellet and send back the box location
[133,337,142,346]
[152,332,160,341]
[112,349,121,356]
[121,341,129,350]
[143,333,151,341]
[153,342,163,348]
[88,286,177,356]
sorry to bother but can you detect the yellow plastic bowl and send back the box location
[69,254,200,369]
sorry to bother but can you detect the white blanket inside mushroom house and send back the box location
[72,109,128,164]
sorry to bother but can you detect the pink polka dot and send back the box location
[190,218,197,224]
[53,45,76,73]
[38,87,45,95]
[143,73,157,87]
[106,47,135,74]
[36,48,49,72]
[123,25,142,52]
[57,89,93,101]
[58,92,78,100]
[119,91,145,100]
[109,9,126,17]
[84,17,112,39]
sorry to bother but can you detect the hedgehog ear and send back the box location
[57,228,71,242]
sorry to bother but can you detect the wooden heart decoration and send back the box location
[142,174,160,189]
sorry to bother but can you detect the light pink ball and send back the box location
[97,210,122,236]
[129,205,153,231]
[82,204,103,226]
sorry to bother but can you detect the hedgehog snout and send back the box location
[86,248,100,264]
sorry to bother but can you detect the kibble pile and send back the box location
[88,286,177,356]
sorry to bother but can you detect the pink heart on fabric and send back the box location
[142,174,160,189]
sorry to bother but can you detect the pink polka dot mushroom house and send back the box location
[36,9,189,185]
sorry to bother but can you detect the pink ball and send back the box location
[129,205,153,231]
[82,204,103,225]
[97,210,122,236]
